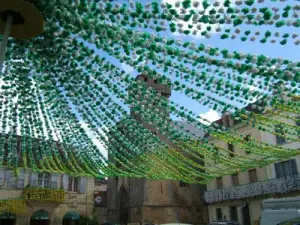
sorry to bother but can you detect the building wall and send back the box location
[205,112,300,225]
[208,198,262,223]
[94,179,108,224]
[94,207,107,224]
[0,168,94,225]
[108,177,208,224]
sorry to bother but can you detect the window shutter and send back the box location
[274,163,282,178]
[0,168,4,185]
[17,169,25,188]
[4,170,13,187]
[51,173,58,188]
[30,172,38,186]
[62,174,69,191]
[290,159,298,176]
[79,177,87,194]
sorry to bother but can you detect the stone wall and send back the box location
[107,177,208,224]
[0,175,94,225]
[94,206,108,224]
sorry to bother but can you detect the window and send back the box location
[179,181,187,187]
[230,206,238,221]
[296,116,300,138]
[228,143,234,157]
[296,116,300,126]
[244,134,252,154]
[144,77,148,82]
[4,170,15,188]
[216,208,222,220]
[249,169,258,183]
[226,116,230,127]
[38,173,50,188]
[274,159,298,178]
[216,177,223,189]
[153,79,158,84]
[275,125,286,145]
[68,177,79,192]
[231,173,239,186]
[17,169,25,189]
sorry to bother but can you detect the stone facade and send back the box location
[0,168,94,225]
[108,177,208,224]
[205,111,300,225]
[94,179,108,224]
[107,75,208,225]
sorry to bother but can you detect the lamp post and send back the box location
[0,15,13,73]
[0,0,45,74]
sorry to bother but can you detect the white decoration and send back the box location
[204,175,300,203]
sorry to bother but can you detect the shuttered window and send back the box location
[231,173,239,186]
[4,170,15,188]
[216,177,223,189]
[275,125,286,145]
[38,173,50,188]
[249,169,258,183]
[68,177,79,192]
[274,159,298,178]
[228,143,234,157]
[17,169,25,189]
[296,116,300,126]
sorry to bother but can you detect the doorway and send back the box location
[242,204,251,225]
[119,187,129,224]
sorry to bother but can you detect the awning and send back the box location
[63,211,80,220]
[0,213,16,219]
[31,210,49,220]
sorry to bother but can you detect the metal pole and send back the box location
[0,15,13,74]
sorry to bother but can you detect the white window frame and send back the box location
[68,177,79,192]
[38,173,50,188]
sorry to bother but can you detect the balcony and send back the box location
[24,186,65,203]
[204,174,300,204]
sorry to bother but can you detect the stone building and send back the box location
[0,161,94,225]
[204,104,300,225]
[107,74,208,225]
[94,179,108,224]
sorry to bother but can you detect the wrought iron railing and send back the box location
[204,174,300,203]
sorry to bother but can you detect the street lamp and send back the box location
[0,0,44,73]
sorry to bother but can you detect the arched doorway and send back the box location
[62,211,80,225]
[30,210,50,225]
[0,213,15,225]
[119,187,129,224]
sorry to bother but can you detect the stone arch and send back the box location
[62,211,80,225]
[118,185,129,224]
[30,210,50,225]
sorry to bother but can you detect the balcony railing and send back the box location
[204,174,300,204]
[24,186,65,203]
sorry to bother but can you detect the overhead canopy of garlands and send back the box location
[0,0,299,183]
